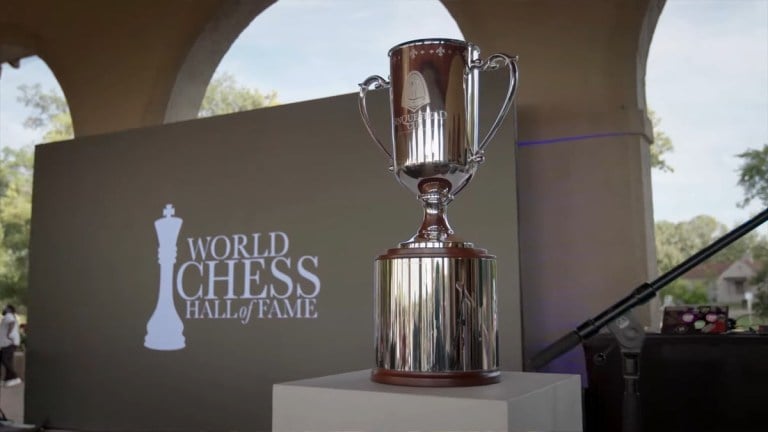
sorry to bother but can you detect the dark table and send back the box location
[584,333,768,432]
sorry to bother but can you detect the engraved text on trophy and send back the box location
[403,71,430,111]
[394,71,446,132]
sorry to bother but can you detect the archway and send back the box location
[1,54,72,145]
[164,0,463,121]
[0,53,71,353]
[645,1,768,324]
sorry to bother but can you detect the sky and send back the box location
[646,0,768,227]
[0,0,766,229]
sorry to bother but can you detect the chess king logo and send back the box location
[144,204,321,351]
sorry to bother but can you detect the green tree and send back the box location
[7,73,277,309]
[655,215,768,273]
[198,72,278,117]
[655,220,686,275]
[655,215,726,274]
[655,214,768,304]
[736,144,768,208]
[659,280,710,305]
[0,147,33,308]
[649,109,674,173]
[17,84,74,142]
[18,73,279,141]
[755,290,768,319]
[732,144,768,292]
[749,234,768,290]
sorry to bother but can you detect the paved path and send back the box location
[0,382,23,425]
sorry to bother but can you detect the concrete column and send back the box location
[444,0,662,374]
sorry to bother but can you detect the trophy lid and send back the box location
[388,38,473,56]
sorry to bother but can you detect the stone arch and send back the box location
[0,24,74,137]
[163,0,276,123]
[0,24,41,64]
[635,0,665,135]
[164,0,466,122]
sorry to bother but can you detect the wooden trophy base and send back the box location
[371,368,501,387]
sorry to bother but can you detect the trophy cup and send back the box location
[359,39,518,386]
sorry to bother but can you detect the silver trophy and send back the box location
[359,39,518,386]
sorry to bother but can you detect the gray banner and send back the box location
[27,86,519,431]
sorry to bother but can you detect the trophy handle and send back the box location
[358,75,393,160]
[474,53,519,156]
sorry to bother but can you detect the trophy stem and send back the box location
[405,179,461,244]
[418,192,453,240]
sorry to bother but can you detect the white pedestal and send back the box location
[273,370,582,432]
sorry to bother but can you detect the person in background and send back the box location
[0,305,21,387]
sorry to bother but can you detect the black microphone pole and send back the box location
[527,206,768,371]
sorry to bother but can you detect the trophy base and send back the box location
[371,368,501,387]
[374,246,498,387]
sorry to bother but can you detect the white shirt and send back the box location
[0,313,20,347]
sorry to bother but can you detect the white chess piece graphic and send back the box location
[144,204,186,350]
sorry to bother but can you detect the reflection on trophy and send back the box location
[359,39,518,386]
[145,204,186,351]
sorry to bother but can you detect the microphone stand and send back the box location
[526,206,768,431]
[605,312,645,432]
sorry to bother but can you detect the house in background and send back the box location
[681,257,761,306]
[717,259,762,304]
